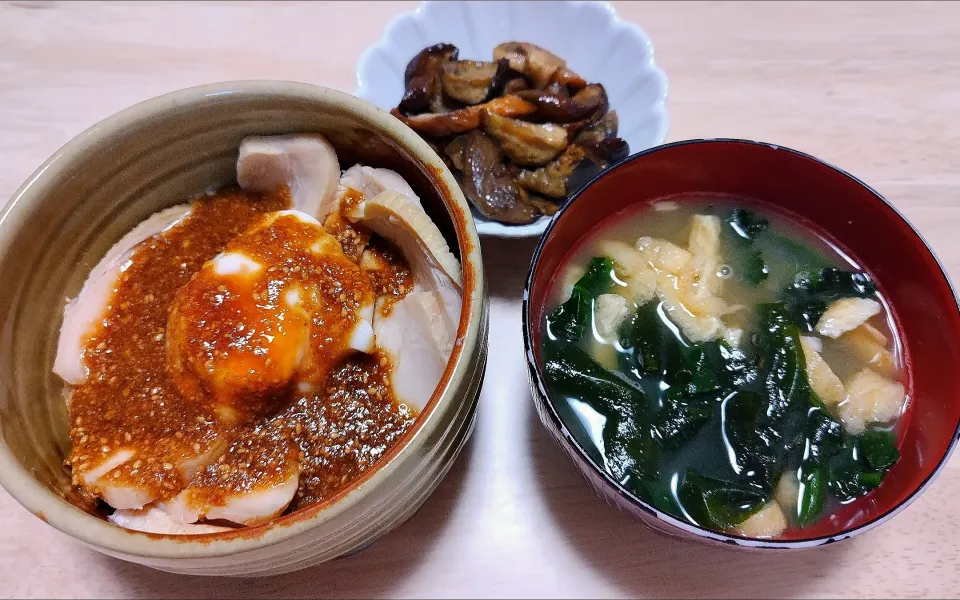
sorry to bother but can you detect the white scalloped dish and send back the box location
[356,1,669,238]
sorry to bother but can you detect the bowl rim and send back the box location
[0,80,485,559]
[521,137,960,548]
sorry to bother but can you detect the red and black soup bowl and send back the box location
[522,138,960,548]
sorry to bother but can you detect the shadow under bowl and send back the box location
[522,138,960,548]
[0,81,488,575]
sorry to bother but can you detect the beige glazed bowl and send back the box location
[0,81,488,576]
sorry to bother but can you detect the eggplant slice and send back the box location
[455,131,540,225]
[444,135,469,171]
[573,110,629,165]
[441,59,510,105]
[481,111,568,167]
[515,144,587,198]
[574,110,619,142]
[517,83,609,123]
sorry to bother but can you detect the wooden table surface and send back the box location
[2,1,959,597]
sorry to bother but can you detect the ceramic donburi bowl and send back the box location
[0,81,488,576]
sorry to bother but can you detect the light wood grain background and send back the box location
[2,1,959,598]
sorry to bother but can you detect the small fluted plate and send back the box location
[356,0,669,238]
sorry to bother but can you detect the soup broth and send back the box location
[542,195,908,538]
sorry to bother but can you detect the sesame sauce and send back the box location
[67,187,417,517]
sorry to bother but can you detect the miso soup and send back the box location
[541,196,908,538]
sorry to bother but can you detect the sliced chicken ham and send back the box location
[70,426,230,512]
[338,164,421,209]
[77,450,152,510]
[161,423,300,526]
[322,164,423,264]
[337,171,463,412]
[109,505,232,535]
[237,134,341,220]
[372,292,452,412]
[345,190,461,331]
[54,204,192,385]
[53,204,220,510]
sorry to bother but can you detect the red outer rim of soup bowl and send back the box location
[521,138,960,549]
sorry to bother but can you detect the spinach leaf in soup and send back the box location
[547,256,616,342]
[605,413,661,483]
[860,429,900,470]
[542,341,659,483]
[723,209,772,286]
[829,446,879,501]
[618,300,665,377]
[744,249,770,285]
[689,306,851,527]
[650,344,739,450]
[654,390,725,451]
[796,467,826,526]
[781,384,899,525]
[703,341,758,389]
[728,209,770,242]
[827,429,899,502]
[713,303,829,506]
[764,230,833,275]
[794,403,845,525]
[678,344,725,396]
[619,301,736,450]
[543,341,644,414]
[754,303,810,427]
[782,267,879,331]
[747,305,863,524]
[619,301,742,394]
[720,389,780,492]
[678,471,768,531]
[630,478,681,515]
[827,430,898,502]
